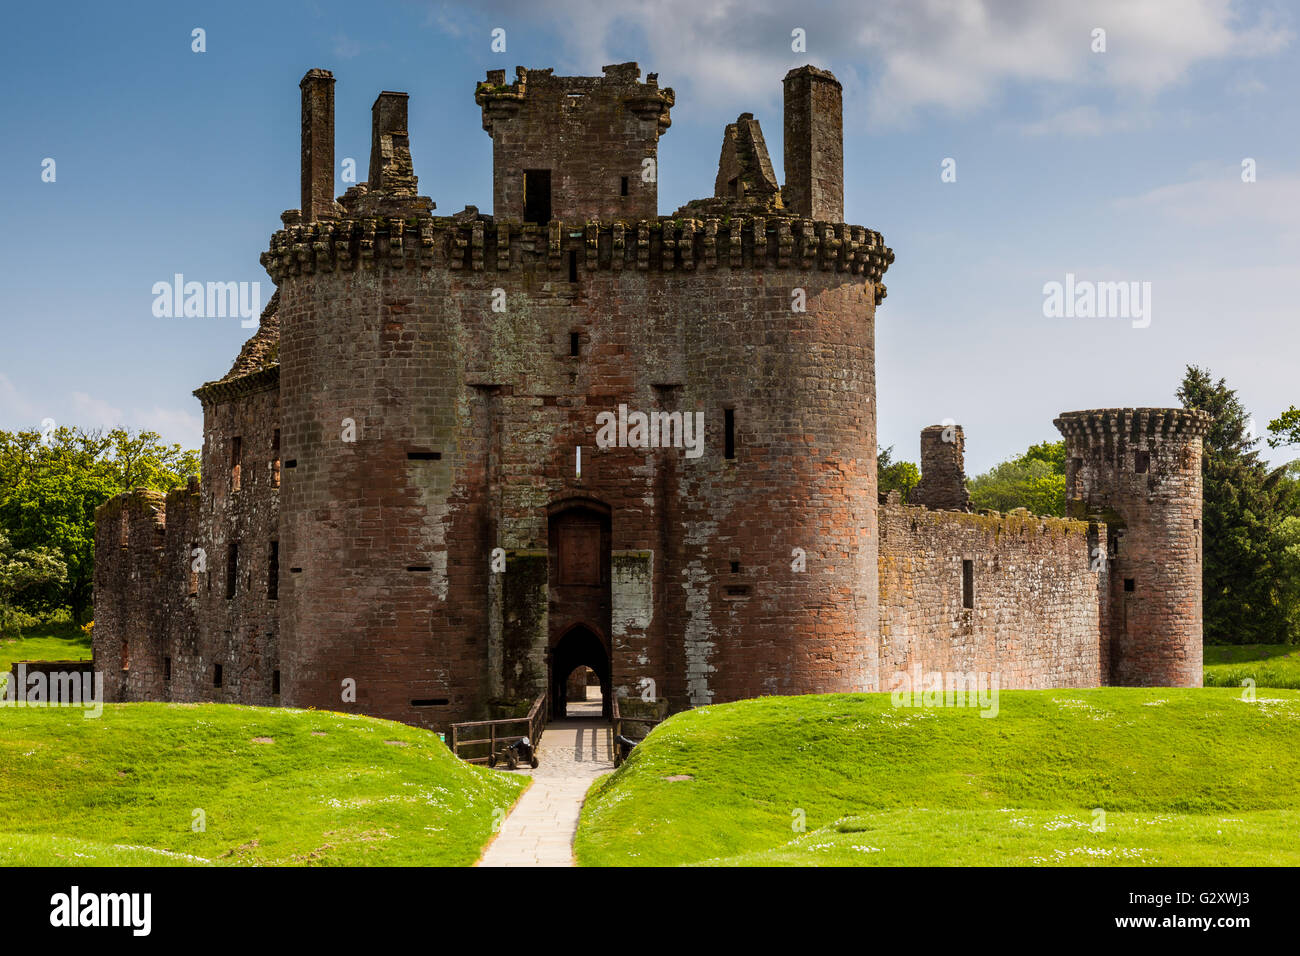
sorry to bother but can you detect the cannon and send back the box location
[488,735,539,770]
[614,734,641,767]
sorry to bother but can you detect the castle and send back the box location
[93,63,1210,732]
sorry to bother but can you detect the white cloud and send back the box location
[449,0,1291,124]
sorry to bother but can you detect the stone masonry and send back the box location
[93,62,1207,734]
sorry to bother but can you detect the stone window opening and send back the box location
[268,540,279,600]
[214,663,223,688]
[568,249,578,283]
[231,436,242,492]
[620,176,629,197]
[119,511,129,549]
[163,656,171,682]
[1124,578,1135,593]
[272,429,281,488]
[1134,449,1150,474]
[524,168,551,224]
[730,561,741,573]
[411,698,450,706]
[570,331,581,356]
[226,542,238,599]
[121,640,130,671]
[188,545,199,597]
[724,408,736,460]
[962,559,974,610]
[272,670,281,696]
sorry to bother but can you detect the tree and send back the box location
[967,440,1066,517]
[0,426,198,623]
[0,531,67,636]
[878,445,920,502]
[1267,406,1300,450]
[1178,366,1297,644]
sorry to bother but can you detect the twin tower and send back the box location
[93,62,1207,732]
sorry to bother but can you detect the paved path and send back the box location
[477,706,613,867]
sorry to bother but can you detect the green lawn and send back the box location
[0,620,92,673]
[575,688,1300,867]
[1204,643,1300,689]
[0,702,526,866]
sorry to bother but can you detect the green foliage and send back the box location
[576,690,1300,867]
[1267,406,1300,449]
[0,426,198,623]
[0,531,67,636]
[877,445,919,502]
[1178,367,1300,645]
[967,440,1066,516]
[0,703,525,866]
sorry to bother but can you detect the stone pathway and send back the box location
[476,704,613,867]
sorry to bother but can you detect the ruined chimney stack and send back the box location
[300,69,336,223]
[911,424,972,512]
[369,91,418,196]
[782,65,843,222]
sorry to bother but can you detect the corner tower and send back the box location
[1054,408,1211,687]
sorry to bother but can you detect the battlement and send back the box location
[1054,407,1212,444]
[260,215,892,300]
[475,63,674,135]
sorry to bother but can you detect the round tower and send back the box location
[1054,408,1211,687]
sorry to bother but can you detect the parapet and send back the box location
[261,215,893,301]
[1054,408,1212,444]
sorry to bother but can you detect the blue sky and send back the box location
[1,0,1297,472]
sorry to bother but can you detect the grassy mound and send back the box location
[1204,644,1300,689]
[0,702,525,866]
[575,688,1300,867]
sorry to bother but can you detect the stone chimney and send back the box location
[782,65,843,222]
[911,424,971,511]
[299,69,336,223]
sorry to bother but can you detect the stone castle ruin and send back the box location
[93,63,1210,731]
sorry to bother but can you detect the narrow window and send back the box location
[570,331,581,356]
[730,561,741,573]
[272,670,281,695]
[268,541,279,600]
[1193,518,1200,530]
[962,559,974,609]
[230,436,242,492]
[214,663,223,688]
[407,451,441,461]
[188,544,199,596]
[1134,449,1150,474]
[119,511,129,549]
[284,459,297,469]
[272,429,281,488]
[163,656,171,681]
[226,542,238,599]
[620,176,629,197]
[568,249,578,283]
[121,641,130,671]
[1124,578,1135,593]
[523,169,551,224]
[724,408,735,460]
[411,698,450,707]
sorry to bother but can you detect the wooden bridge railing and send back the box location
[449,692,548,765]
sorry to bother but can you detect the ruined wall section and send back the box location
[191,371,282,704]
[878,497,1103,688]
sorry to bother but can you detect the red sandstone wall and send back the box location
[878,500,1103,689]
[268,216,889,727]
